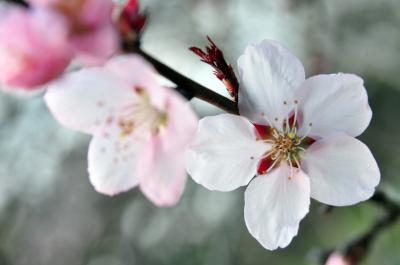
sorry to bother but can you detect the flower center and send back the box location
[255,100,315,179]
[271,129,302,161]
[118,90,167,139]
[259,128,305,177]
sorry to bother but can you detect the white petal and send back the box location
[238,40,305,130]
[88,135,140,196]
[138,135,187,207]
[296,74,372,138]
[186,114,269,192]
[45,67,136,134]
[244,164,310,250]
[301,133,380,206]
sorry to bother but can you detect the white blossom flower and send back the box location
[186,40,380,250]
[45,55,198,206]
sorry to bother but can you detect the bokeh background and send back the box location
[1,0,400,264]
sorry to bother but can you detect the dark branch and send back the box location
[319,191,400,265]
[137,48,239,114]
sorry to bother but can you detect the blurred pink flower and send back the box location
[45,55,198,206]
[0,0,119,91]
[28,0,119,65]
[326,253,351,265]
[186,39,380,250]
[0,6,71,89]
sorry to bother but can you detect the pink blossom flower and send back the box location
[28,0,119,65]
[0,0,118,91]
[326,253,351,265]
[0,6,71,89]
[45,55,198,206]
[186,40,380,249]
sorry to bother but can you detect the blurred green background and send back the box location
[1,0,400,264]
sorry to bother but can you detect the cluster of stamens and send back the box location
[118,89,167,139]
[257,100,313,179]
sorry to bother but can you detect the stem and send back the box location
[343,209,400,264]
[320,191,400,265]
[137,48,239,114]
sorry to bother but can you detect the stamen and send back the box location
[293,155,301,169]
[260,150,274,160]
[287,156,294,180]
[271,128,280,138]
[260,112,275,128]
[300,122,313,141]
[255,100,310,178]
[285,114,290,133]
[298,146,306,152]
[263,139,275,144]
[118,94,167,137]
[292,100,298,129]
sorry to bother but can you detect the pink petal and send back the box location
[72,0,118,64]
[0,7,71,89]
[71,25,119,66]
[161,88,198,150]
[28,0,113,27]
[88,135,141,196]
[137,88,197,206]
[138,135,188,207]
[244,164,311,250]
[78,0,114,28]
[29,0,118,65]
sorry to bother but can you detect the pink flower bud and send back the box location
[114,0,147,47]
[326,253,351,265]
